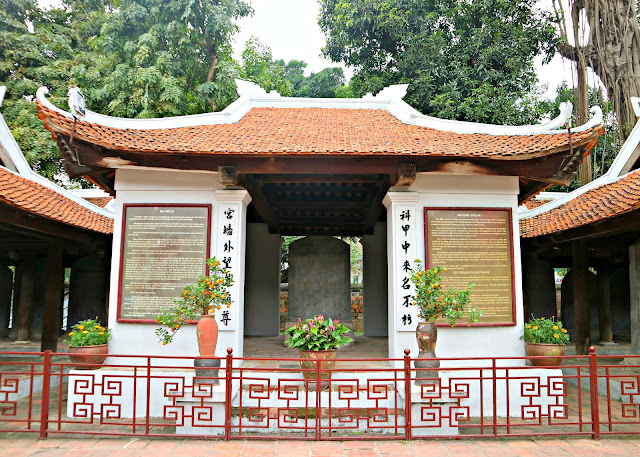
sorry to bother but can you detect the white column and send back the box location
[382,191,419,365]
[213,189,252,357]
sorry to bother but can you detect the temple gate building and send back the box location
[33,80,604,363]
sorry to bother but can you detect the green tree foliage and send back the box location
[0,0,104,181]
[319,0,558,125]
[239,37,292,96]
[90,0,252,117]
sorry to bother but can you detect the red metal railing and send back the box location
[0,347,637,440]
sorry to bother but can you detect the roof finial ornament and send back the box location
[68,87,86,118]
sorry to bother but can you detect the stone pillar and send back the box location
[41,242,64,351]
[597,260,614,344]
[16,255,36,342]
[288,236,351,324]
[362,222,388,336]
[522,254,556,318]
[0,264,13,337]
[243,223,281,336]
[629,241,640,354]
[213,189,251,357]
[572,240,591,354]
[382,191,419,364]
[68,255,108,327]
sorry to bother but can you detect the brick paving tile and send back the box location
[134,449,172,457]
[342,441,375,450]
[242,444,276,456]
[173,444,212,457]
[345,450,378,457]
[212,441,245,451]
[506,440,538,448]
[375,442,412,453]
[409,442,448,456]
[444,442,480,453]
[310,442,343,455]
[4,449,40,457]
[208,451,241,457]
[26,450,68,457]
[28,439,68,448]
[509,447,537,457]
[144,440,181,451]
[59,439,104,449]
[475,444,520,457]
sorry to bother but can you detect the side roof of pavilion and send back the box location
[520,98,640,241]
[0,86,114,237]
[36,80,603,204]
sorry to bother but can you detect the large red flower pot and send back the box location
[525,342,566,366]
[299,349,337,390]
[194,314,221,386]
[68,344,108,369]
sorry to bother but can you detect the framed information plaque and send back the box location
[424,208,516,326]
[117,204,211,323]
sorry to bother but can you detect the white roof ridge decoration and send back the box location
[36,80,601,136]
[1,87,114,219]
[519,97,640,221]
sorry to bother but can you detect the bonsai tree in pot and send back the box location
[522,316,570,366]
[285,314,352,390]
[67,317,111,369]
[155,257,233,385]
[409,260,480,383]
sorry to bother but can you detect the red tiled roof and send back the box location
[0,167,113,234]
[38,104,601,158]
[84,196,113,208]
[523,199,546,210]
[520,169,640,238]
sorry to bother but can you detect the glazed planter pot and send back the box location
[194,314,221,386]
[414,321,440,385]
[299,349,338,390]
[525,342,566,366]
[68,344,108,369]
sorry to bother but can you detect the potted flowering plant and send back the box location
[522,316,570,366]
[155,257,233,385]
[285,315,352,389]
[409,259,479,383]
[67,317,111,369]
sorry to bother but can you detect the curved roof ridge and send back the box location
[520,100,640,221]
[36,79,601,136]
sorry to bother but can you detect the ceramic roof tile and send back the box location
[520,169,640,238]
[38,104,601,158]
[83,196,113,208]
[0,167,113,234]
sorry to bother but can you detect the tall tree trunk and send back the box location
[572,1,592,184]
[557,0,640,143]
[207,44,219,111]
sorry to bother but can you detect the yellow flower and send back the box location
[69,332,74,336]
[532,326,538,330]
[82,330,89,334]
[78,325,85,330]
[554,334,559,339]
[99,331,104,335]
[553,325,558,330]
[561,328,568,333]
[526,325,531,329]
[95,325,101,329]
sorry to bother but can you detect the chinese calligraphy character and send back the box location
[222,256,232,269]
[402,277,410,290]
[403,295,412,308]
[402,260,412,272]
[402,314,412,326]
[224,241,234,252]
[401,225,410,236]
[221,310,231,326]
[400,210,411,221]
[401,241,410,254]
[222,224,233,236]
[224,208,235,220]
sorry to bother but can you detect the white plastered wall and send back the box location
[107,168,249,364]
[387,173,525,367]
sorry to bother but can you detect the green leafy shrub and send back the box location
[522,316,570,344]
[68,318,110,347]
[285,315,353,351]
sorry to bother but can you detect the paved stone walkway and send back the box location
[2,437,640,457]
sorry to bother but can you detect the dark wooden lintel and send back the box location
[392,163,416,187]
[218,166,240,187]
[238,174,280,233]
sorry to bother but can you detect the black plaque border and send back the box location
[424,207,516,327]
[117,203,212,323]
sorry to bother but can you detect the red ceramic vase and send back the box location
[196,314,219,357]
[525,342,566,366]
